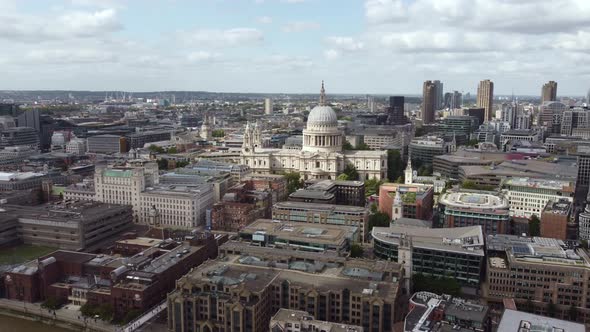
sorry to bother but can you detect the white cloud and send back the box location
[24,49,117,64]
[187,51,220,62]
[282,21,320,33]
[325,36,364,52]
[257,16,272,24]
[324,49,340,61]
[179,28,263,47]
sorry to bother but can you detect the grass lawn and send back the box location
[0,244,57,265]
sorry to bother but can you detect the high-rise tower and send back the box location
[477,79,494,122]
[422,81,436,124]
[541,81,557,103]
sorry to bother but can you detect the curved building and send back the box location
[241,82,387,180]
[439,190,510,235]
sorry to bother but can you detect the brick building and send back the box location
[209,182,272,232]
[378,183,433,221]
[540,199,572,240]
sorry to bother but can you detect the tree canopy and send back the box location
[212,129,225,137]
[387,150,404,182]
[284,172,303,194]
[529,215,541,237]
[368,211,391,232]
[412,274,461,297]
[342,164,359,181]
[350,243,364,258]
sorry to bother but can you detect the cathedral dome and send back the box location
[307,105,338,128]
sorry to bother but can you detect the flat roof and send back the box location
[372,225,484,256]
[439,190,509,211]
[273,201,367,213]
[242,219,356,246]
[498,309,585,332]
[504,177,573,191]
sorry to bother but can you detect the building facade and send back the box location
[477,79,494,122]
[502,177,574,220]
[422,81,436,124]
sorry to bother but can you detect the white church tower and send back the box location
[392,190,403,222]
[404,159,413,185]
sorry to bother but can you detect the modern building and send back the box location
[541,80,558,103]
[189,159,251,182]
[439,190,510,235]
[497,309,584,332]
[291,179,365,206]
[0,201,132,251]
[378,183,434,221]
[502,177,574,220]
[404,292,490,332]
[127,130,172,149]
[409,135,455,167]
[433,80,443,110]
[264,98,273,115]
[372,224,485,288]
[270,309,364,332]
[540,199,571,240]
[433,149,507,181]
[440,116,479,138]
[539,101,568,134]
[579,194,590,241]
[238,219,358,256]
[65,137,86,155]
[167,250,403,332]
[560,107,590,136]
[272,201,370,242]
[241,83,388,180]
[477,80,494,122]
[422,81,436,124]
[387,96,407,125]
[0,127,39,150]
[485,234,590,324]
[87,134,126,154]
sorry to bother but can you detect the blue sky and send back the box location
[1,0,590,95]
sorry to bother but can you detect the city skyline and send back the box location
[1,0,590,95]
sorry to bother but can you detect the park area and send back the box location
[0,244,57,265]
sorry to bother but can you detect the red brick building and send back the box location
[540,199,571,240]
[210,183,272,232]
[378,183,434,221]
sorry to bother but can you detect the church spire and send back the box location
[319,80,326,106]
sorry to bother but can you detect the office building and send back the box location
[486,234,590,324]
[387,96,407,125]
[502,177,574,220]
[560,107,590,136]
[540,199,571,240]
[539,101,568,134]
[422,81,436,124]
[440,115,479,138]
[378,183,434,221]
[444,90,462,109]
[126,129,172,149]
[579,191,590,241]
[167,250,402,332]
[541,80,558,103]
[291,179,365,206]
[238,219,358,256]
[264,98,273,115]
[409,135,455,167]
[272,201,370,242]
[0,127,39,150]
[372,224,485,287]
[439,190,510,235]
[209,184,272,232]
[270,309,364,332]
[477,80,494,122]
[433,80,443,110]
[404,292,490,332]
[87,134,126,154]
[65,137,86,155]
[0,201,132,251]
[433,149,507,181]
[497,309,584,332]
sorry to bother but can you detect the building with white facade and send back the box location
[502,177,575,219]
[241,82,388,180]
[66,138,87,155]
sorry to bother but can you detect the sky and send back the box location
[1,0,590,95]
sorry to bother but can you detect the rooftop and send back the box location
[497,309,585,332]
[273,201,368,213]
[241,219,356,246]
[0,171,45,181]
[504,177,574,191]
[372,225,485,256]
[439,190,509,212]
[543,199,572,216]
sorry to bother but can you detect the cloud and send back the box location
[0,8,122,42]
[326,36,364,52]
[324,49,340,61]
[187,51,221,62]
[24,49,117,64]
[282,21,320,33]
[257,16,272,24]
[178,28,263,47]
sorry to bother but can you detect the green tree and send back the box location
[80,303,97,317]
[343,141,354,150]
[355,142,371,150]
[370,202,378,214]
[284,172,303,194]
[368,211,391,232]
[176,160,190,168]
[157,158,169,170]
[395,175,404,183]
[466,139,479,147]
[581,240,589,250]
[167,146,178,154]
[122,309,142,324]
[148,145,165,153]
[97,304,114,322]
[386,150,404,182]
[529,215,541,237]
[41,297,64,310]
[337,173,349,181]
[343,164,359,181]
[350,243,364,258]
[418,165,433,176]
[212,129,225,137]
[412,274,461,297]
[365,178,382,197]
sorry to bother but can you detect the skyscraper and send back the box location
[422,81,436,124]
[586,89,590,104]
[264,98,273,115]
[477,79,494,122]
[433,80,443,109]
[387,96,406,125]
[541,81,557,103]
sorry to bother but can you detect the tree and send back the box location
[122,309,142,324]
[212,129,225,138]
[368,211,391,232]
[343,141,354,150]
[167,146,178,154]
[529,215,541,237]
[418,165,433,176]
[157,158,169,170]
[412,274,461,297]
[337,173,349,181]
[80,303,97,317]
[386,150,404,182]
[176,160,190,168]
[284,172,303,194]
[148,145,165,153]
[97,304,114,322]
[350,243,364,258]
[547,300,557,317]
[395,175,404,184]
[343,164,359,181]
[466,139,479,147]
[370,202,378,214]
[355,142,371,150]
[41,297,64,310]
[581,240,589,250]
[365,178,381,197]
